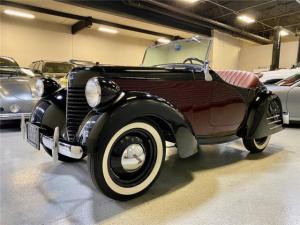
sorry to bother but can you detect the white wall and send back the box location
[239,41,299,71]
[1,15,298,72]
[210,30,242,71]
[0,16,152,67]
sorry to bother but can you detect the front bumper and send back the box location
[41,135,83,159]
[0,112,31,120]
[25,122,84,160]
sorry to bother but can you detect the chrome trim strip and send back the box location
[0,112,31,120]
[41,135,83,159]
[266,115,280,120]
[268,120,281,125]
[269,124,282,130]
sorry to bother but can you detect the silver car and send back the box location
[0,56,39,120]
[267,74,300,124]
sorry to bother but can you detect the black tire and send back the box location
[88,121,165,201]
[43,146,86,162]
[242,136,271,153]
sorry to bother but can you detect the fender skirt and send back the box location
[245,94,283,139]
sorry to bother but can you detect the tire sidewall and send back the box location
[89,120,165,200]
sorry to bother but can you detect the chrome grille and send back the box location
[66,87,90,141]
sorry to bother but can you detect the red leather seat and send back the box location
[216,70,261,89]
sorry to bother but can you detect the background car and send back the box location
[267,74,300,124]
[59,59,96,87]
[29,60,74,80]
[0,56,39,121]
[259,63,300,85]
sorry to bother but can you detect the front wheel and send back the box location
[243,136,271,153]
[88,121,165,200]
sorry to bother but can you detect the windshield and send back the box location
[277,74,300,86]
[0,57,19,68]
[142,36,211,67]
[44,62,74,73]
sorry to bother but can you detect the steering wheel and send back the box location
[183,57,204,65]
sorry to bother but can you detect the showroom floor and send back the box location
[1,123,300,225]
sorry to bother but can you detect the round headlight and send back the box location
[36,79,44,97]
[85,78,101,107]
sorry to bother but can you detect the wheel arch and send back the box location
[84,92,198,158]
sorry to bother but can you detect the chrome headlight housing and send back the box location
[36,79,44,97]
[85,78,102,107]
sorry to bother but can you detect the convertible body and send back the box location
[25,37,284,200]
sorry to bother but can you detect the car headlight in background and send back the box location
[36,79,44,97]
[85,78,102,107]
[10,104,20,113]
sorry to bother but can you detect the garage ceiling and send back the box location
[1,0,299,44]
[63,0,300,43]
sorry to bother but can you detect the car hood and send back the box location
[0,76,36,100]
[43,73,67,79]
[260,68,300,82]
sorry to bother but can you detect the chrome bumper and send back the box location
[282,112,289,124]
[41,135,83,159]
[0,112,31,120]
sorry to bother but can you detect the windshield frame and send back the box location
[141,36,212,67]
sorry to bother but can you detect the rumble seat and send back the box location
[217,70,261,89]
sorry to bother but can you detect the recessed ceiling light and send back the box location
[98,27,118,34]
[181,0,200,3]
[279,29,289,36]
[237,15,255,24]
[157,38,171,44]
[4,9,35,19]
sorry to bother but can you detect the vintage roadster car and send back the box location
[25,37,283,200]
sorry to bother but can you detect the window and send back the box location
[277,74,300,86]
[0,57,19,67]
[43,62,74,73]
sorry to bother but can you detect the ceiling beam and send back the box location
[213,0,276,20]
[71,17,93,34]
[131,0,271,44]
[0,0,177,39]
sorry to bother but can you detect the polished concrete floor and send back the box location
[1,122,300,225]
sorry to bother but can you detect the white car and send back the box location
[267,74,300,124]
[260,65,300,85]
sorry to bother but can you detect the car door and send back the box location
[192,72,215,136]
[209,80,247,136]
[287,82,300,120]
[193,71,247,137]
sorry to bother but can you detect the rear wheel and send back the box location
[88,121,165,200]
[243,136,271,153]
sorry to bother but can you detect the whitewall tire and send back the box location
[89,121,165,200]
[243,136,271,153]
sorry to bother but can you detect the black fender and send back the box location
[78,91,198,158]
[30,88,68,138]
[244,89,283,139]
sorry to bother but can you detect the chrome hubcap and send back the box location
[121,144,146,172]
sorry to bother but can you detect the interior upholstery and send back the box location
[216,70,261,89]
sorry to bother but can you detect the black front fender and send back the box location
[78,92,198,158]
[30,89,68,138]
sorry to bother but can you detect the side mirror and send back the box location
[204,60,213,81]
